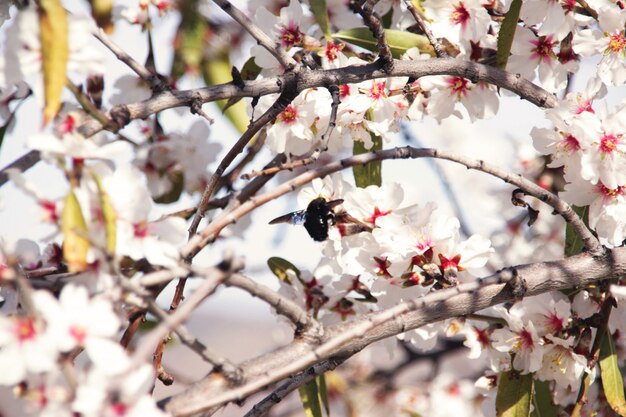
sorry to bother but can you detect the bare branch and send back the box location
[187,77,299,241]
[92,28,168,92]
[130,265,231,369]
[243,358,345,417]
[0,150,41,187]
[182,146,601,260]
[211,0,298,71]
[350,0,394,72]
[226,273,319,334]
[164,247,622,416]
[122,276,241,379]
[403,0,449,58]
[73,59,557,139]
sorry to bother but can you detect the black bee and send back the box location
[269,197,372,241]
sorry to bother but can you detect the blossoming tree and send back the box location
[1,0,626,416]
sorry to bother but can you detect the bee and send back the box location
[269,197,372,241]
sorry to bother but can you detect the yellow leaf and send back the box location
[89,0,114,33]
[38,0,69,125]
[62,188,90,272]
[92,173,117,254]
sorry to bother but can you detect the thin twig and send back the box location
[211,0,298,71]
[403,0,448,58]
[351,0,394,72]
[187,77,299,241]
[128,265,237,376]
[240,85,340,179]
[243,358,345,417]
[70,58,556,139]
[164,248,623,416]
[92,28,168,92]
[399,124,472,237]
[226,273,319,333]
[182,146,602,261]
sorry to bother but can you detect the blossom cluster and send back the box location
[0,279,166,417]
[250,0,626,249]
[276,175,493,347]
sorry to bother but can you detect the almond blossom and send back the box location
[491,306,544,373]
[424,0,491,52]
[0,315,57,385]
[573,5,626,86]
[32,285,129,374]
[251,0,310,71]
[507,26,578,93]
[0,6,103,89]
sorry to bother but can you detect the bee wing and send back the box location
[269,210,307,225]
[325,199,344,210]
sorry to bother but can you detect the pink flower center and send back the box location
[70,325,87,345]
[15,317,36,342]
[561,134,580,152]
[546,312,564,333]
[339,84,351,98]
[278,105,298,124]
[133,222,149,238]
[606,33,626,54]
[110,403,128,417]
[374,256,392,278]
[58,115,76,135]
[330,299,355,320]
[530,36,556,63]
[366,206,391,225]
[450,3,470,27]
[447,77,469,97]
[597,182,624,199]
[446,383,461,396]
[438,253,462,273]
[474,326,490,348]
[368,81,387,100]
[279,23,303,48]
[519,328,535,350]
[325,43,343,62]
[561,0,577,12]
[600,133,620,154]
[40,200,59,223]
[575,96,594,114]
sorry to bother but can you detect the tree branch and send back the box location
[163,247,622,416]
[211,0,298,71]
[73,59,557,138]
[226,273,319,334]
[181,146,601,261]
[187,81,299,240]
[92,28,168,92]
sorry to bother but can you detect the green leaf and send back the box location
[565,206,589,257]
[299,379,323,417]
[202,52,250,133]
[496,0,522,69]
[353,132,382,188]
[317,374,330,416]
[333,27,434,58]
[267,257,300,284]
[599,333,626,416]
[309,0,331,39]
[495,371,534,417]
[153,170,184,204]
[171,0,206,80]
[532,380,557,417]
[222,57,262,112]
